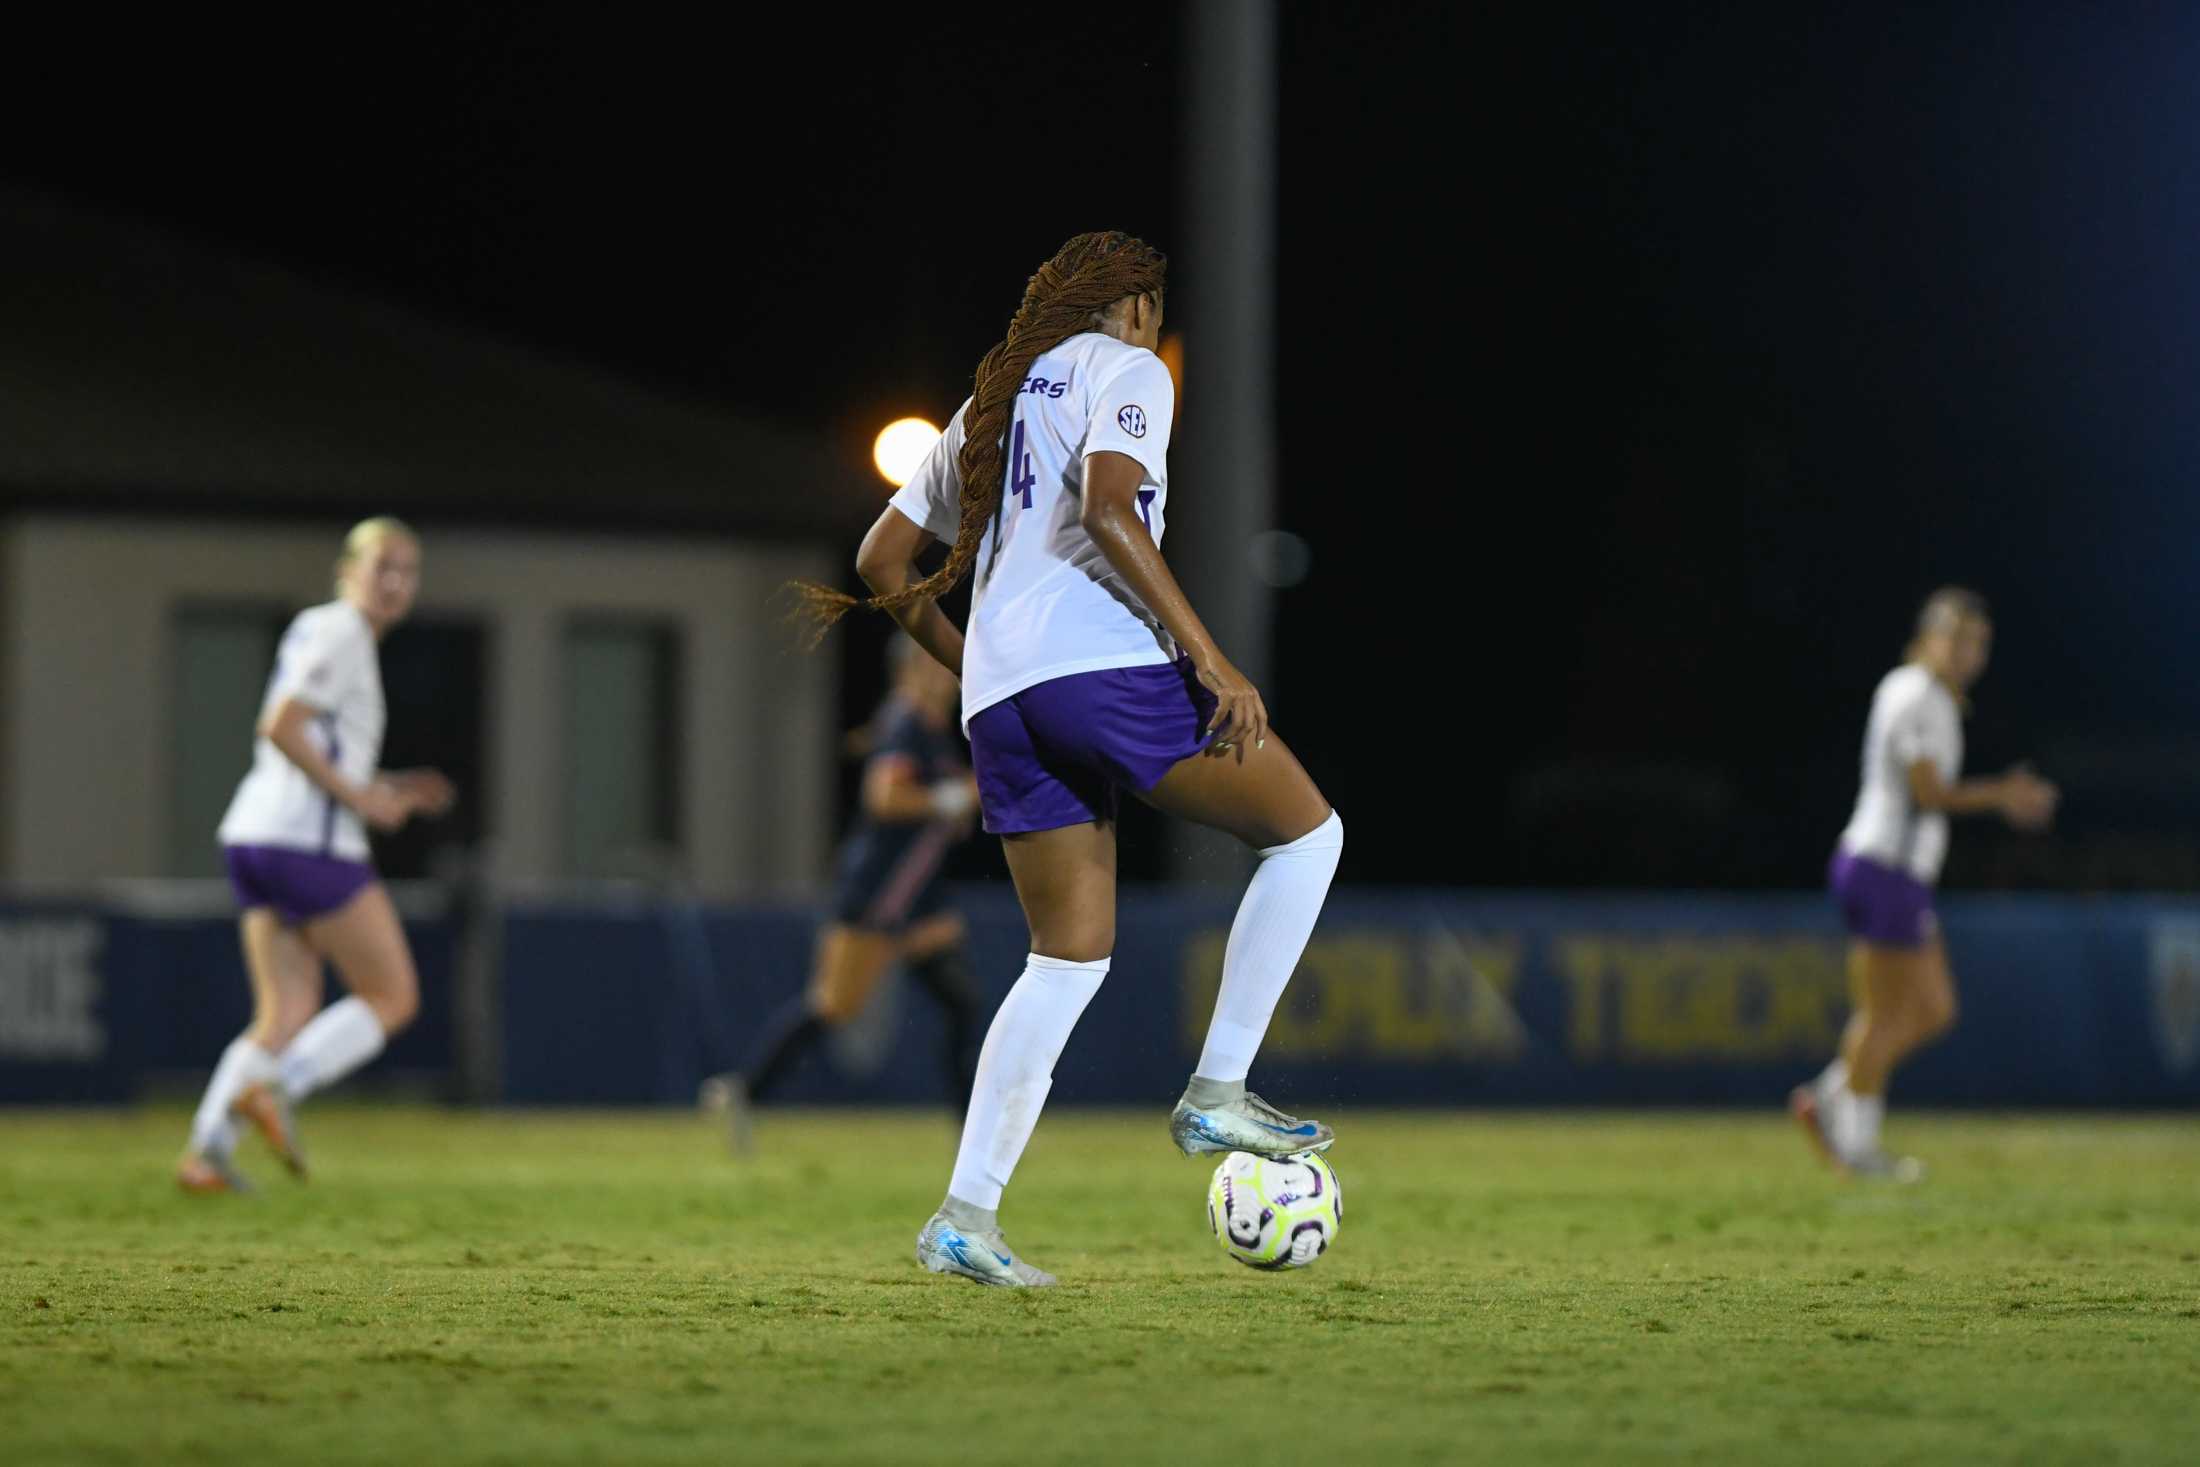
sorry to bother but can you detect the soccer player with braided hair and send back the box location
[797,231,1343,1286]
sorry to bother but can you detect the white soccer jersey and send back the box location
[1837,663,1965,884]
[888,331,1178,727]
[217,600,385,861]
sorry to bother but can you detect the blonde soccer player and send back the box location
[1791,588,2058,1179]
[796,231,1344,1286]
[175,518,455,1193]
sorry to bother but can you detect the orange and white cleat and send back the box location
[232,1082,308,1180]
[176,1149,255,1195]
[1788,1084,1844,1174]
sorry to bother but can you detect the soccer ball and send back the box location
[1206,1150,1341,1269]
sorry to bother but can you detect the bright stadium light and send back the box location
[872,417,941,488]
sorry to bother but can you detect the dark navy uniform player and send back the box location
[700,636,982,1152]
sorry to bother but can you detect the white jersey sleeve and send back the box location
[217,601,386,861]
[1082,352,1175,487]
[887,402,970,544]
[267,603,375,712]
[1884,688,1956,775]
[897,334,1178,729]
[1837,664,1965,884]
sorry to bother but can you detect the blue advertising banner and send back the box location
[0,895,458,1104]
[7,886,2199,1109]
[501,887,2200,1110]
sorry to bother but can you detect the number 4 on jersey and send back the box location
[1009,419,1036,509]
[1006,415,1152,530]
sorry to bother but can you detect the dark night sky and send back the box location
[8,3,2198,890]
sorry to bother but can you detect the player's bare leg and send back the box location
[218,882,420,1175]
[1791,943,1871,1169]
[899,913,982,1116]
[307,884,422,1037]
[703,926,898,1156]
[1812,942,1934,1180]
[178,910,319,1192]
[232,912,324,1177]
[918,821,1116,1287]
[1140,733,1343,1159]
[810,926,903,1024]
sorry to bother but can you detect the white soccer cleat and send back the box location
[914,1213,1057,1287]
[697,1073,735,1114]
[1169,1091,1334,1159]
[1841,1148,1926,1185]
[698,1072,754,1157]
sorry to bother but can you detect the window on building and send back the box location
[170,604,288,877]
[563,620,682,877]
[374,616,487,879]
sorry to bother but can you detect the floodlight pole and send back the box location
[1174,0,1279,884]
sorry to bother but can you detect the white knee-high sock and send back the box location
[1194,811,1344,1084]
[944,954,1109,1213]
[276,996,388,1103]
[189,1035,277,1154]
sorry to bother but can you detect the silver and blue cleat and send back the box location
[1169,1091,1334,1159]
[915,1213,1057,1288]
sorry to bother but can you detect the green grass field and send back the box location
[3,1106,2196,1465]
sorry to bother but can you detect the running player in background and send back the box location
[1792,588,2058,1179]
[698,635,983,1152]
[796,231,1344,1286]
[175,518,455,1193]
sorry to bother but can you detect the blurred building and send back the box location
[0,193,870,895]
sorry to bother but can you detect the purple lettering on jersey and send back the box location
[1137,488,1156,531]
[1009,419,1036,509]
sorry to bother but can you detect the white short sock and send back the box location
[1849,1093,1885,1153]
[945,953,1108,1211]
[277,996,388,1103]
[1814,1056,1848,1096]
[189,1035,276,1155]
[1194,811,1343,1084]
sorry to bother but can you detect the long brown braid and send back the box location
[790,230,1168,642]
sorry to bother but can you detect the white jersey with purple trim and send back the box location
[217,600,385,861]
[1837,663,1964,884]
[888,331,1177,729]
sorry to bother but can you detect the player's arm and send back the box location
[1081,451,1267,755]
[258,697,413,831]
[1907,759,2059,829]
[860,752,977,825]
[855,507,966,679]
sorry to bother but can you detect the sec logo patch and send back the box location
[1117,405,1147,439]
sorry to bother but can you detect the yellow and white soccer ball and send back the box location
[1206,1150,1341,1269]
